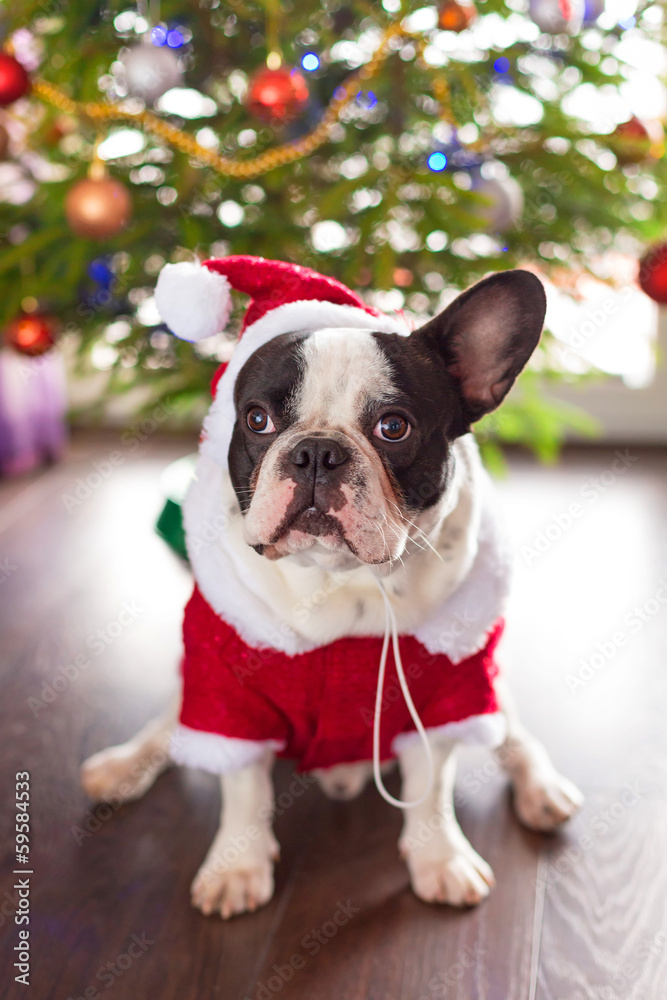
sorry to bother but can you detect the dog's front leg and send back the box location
[191,749,279,919]
[398,736,495,907]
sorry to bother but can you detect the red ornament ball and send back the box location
[246,66,309,124]
[438,0,477,32]
[65,176,132,240]
[0,52,30,106]
[5,313,57,357]
[609,117,652,165]
[638,244,667,305]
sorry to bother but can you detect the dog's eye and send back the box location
[247,406,276,434]
[374,414,411,442]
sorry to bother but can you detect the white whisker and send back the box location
[386,499,446,566]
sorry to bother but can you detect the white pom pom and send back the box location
[155,261,231,342]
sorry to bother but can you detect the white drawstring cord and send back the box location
[372,579,435,809]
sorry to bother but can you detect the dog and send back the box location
[81,256,583,919]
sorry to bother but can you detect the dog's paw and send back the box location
[513,771,584,832]
[191,830,279,919]
[406,843,495,908]
[191,854,275,919]
[81,743,167,803]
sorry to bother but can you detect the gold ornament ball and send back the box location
[65,177,132,240]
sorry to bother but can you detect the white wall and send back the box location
[554,307,667,443]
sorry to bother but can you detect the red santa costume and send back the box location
[155,257,512,783]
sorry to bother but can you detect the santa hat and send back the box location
[155,255,408,467]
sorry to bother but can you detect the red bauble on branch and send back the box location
[609,116,652,165]
[246,65,309,124]
[5,312,57,356]
[438,0,477,32]
[638,244,667,305]
[0,52,30,106]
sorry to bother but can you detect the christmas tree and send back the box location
[1,0,665,465]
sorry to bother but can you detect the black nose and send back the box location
[289,437,350,473]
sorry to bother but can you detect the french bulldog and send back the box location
[81,261,583,918]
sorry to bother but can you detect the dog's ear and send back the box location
[416,270,546,431]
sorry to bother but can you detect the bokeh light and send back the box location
[301,52,320,72]
[427,151,448,172]
[166,29,185,49]
[150,25,168,46]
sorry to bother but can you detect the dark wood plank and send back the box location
[247,764,541,1000]
[1,440,666,999]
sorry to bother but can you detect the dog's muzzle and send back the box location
[288,435,350,492]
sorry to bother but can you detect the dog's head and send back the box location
[225,270,546,569]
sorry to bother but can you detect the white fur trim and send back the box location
[183,443,510,661]
[200,301,408,468]
[170,724,285,773]
[392,712,507,755]
[170,718,505,776]
[183,454,315,655]
[155,261,232,342]
[412,464,512,661]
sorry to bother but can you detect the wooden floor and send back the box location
[1,434,666,1000]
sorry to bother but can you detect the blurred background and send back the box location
[1,2,667,998]
[0,0,666,470]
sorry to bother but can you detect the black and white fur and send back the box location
[82,270,582,918]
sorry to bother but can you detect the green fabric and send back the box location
[156,496,188,562]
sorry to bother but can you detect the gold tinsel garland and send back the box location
[31,20,455,181]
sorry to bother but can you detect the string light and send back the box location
[166,28,185,49]
[150,25,168,46]
[301,52,320,71]
[427,151,447,171]
[357,90,377,109]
